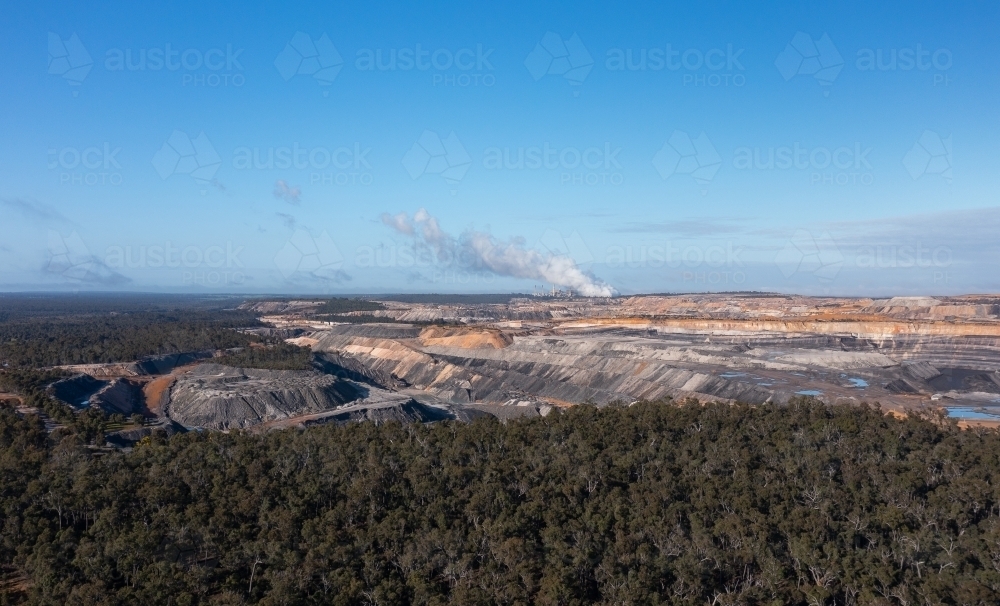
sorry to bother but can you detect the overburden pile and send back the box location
[2,399,1000,604]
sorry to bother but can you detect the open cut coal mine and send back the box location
[165,364,362,430]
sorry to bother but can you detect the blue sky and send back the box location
[0,0,997,296]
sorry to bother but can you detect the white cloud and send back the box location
[381,209,616,296]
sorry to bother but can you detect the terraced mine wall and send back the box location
[310,330,778,405]
[308,321,1000,409]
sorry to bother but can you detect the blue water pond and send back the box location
[947,407,1000,420]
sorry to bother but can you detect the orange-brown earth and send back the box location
[142,363,201,417]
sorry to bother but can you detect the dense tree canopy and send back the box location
[0,294,263,369]
[2,399,999,605]
[213,343,314,371]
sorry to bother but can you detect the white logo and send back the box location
[537,229,594,266]
[47,32,93,86]
[902,131,952,183]
[273,230,345,279]
[775,32,843,91]
[524,32,593,85]
[652,131,721,185]
[775,230,843,281]
[274,32,343,85]
[151,130,221,183]
[47,230,126,283]
[402,130,471,183]
[47,230,93,279]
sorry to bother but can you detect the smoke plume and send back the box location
[379,209,616,297]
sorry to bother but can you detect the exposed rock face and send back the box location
[614,294,1000,323]
[136,352,215,374]
[48,374,106,407]
[298,293,1000,413]
[57,351,213,378]
[166,364,360,430]
[467,402,556,421]
[221,293,1000,423]
[50,375,147,415]
[89,378,144,415]
[299,398,455,427]
[418,326,513,349]
[311,331,778,405]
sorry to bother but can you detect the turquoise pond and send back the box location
[796,390,823,397]
[848,378,868,388]
[947,407,1000,420]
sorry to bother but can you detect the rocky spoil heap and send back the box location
[89,378,144,416]
[167,364,360,430]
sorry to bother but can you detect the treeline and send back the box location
[314,298,385,314]
[310,298,399,324]
[375,294,520,305]
[2,400,1000,604]
[213,343,314,371]
[0,294,247,323]
[0,369,108,443]
[0,310,261,368]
